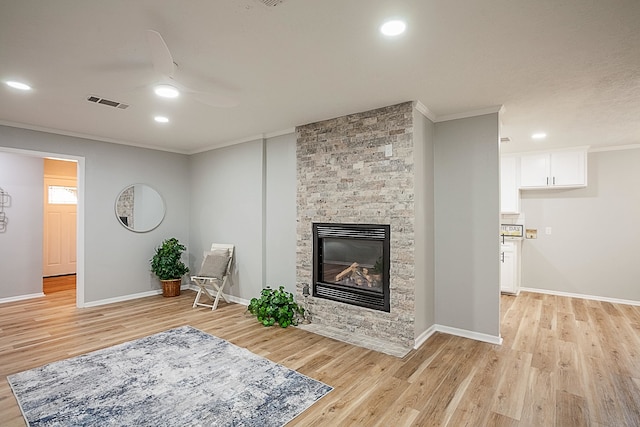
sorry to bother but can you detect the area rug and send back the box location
[7,326,332,426]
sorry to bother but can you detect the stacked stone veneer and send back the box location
[296,102,416,350]
[116,186,135,228]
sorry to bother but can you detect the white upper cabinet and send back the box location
[519,153,549,188]
[500,155,520,213]
[519,148,587,189]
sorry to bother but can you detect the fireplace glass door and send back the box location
[320,238,384,293]
[313,223,390,312]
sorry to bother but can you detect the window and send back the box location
[48,186,77,204]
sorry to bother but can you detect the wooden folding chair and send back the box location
[191,243,234,310]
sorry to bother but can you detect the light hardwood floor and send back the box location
[42,274,76,294]
[1,290,640,426]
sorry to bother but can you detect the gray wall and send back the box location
[0,152,44,299]
[265,133,297,294]
[434,113,501,338]
[188,133,299,302]
[189,139,264,301]
[413,109,436,336]
[521,148,640,301]
[0,125,190,304]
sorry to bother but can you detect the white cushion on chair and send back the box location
[198,250,230,278]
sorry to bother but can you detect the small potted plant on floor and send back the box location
[150,237,189,297]
[247,286,304,328]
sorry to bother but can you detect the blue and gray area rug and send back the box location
[8,326,332,426]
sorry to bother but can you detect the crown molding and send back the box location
[414,101,437,122]
[0,120,189,154]
[434,105,504,123]
[589,143,640,153]
[188,127,295,155]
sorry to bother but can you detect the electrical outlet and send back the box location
[384,144,393,157]
[545,227,552,235]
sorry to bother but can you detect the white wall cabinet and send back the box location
[500,239,521,294]
[520,148,587,189]
[500,155,519,213]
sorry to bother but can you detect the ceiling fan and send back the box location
[146,29,239,108]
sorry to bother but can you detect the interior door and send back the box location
[43,177,77,277]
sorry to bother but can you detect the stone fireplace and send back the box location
[296,101,419,354]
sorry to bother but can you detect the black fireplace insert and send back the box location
[313,223,390,312]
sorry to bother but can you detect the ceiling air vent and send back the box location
[87,95,129,110]
[256,0,285,6]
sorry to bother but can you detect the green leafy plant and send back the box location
[247,286,304,328]
[150,238,189,280]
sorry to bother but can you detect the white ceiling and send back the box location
[1,0,639,154]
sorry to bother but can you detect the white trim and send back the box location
[588,143,640,153]
[507,145,590,156]
[227,295,250,306]
[83,289,164,307]
[0,120,188,154]
[521,287,640,307]
[187,128,296,155]
[186,284,250,306]
[0,292,45,305]
[413,324,437,349]
[434,105,503,123]
[414,101,437,122]
[434,324,503,345]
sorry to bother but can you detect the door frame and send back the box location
[0,146,85,307]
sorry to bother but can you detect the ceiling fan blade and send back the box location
[171,74,240,108]
[187,89,240,108]
[146,30,175,78]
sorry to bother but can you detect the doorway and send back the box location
[0,147,85,306]
[43,158,78,293]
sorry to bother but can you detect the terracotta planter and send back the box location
[161,279,182,297]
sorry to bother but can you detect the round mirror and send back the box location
[115,184,165,232]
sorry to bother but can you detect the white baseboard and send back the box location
[227,295,250,306]
[186,284,250,306]
[414,324,503,349]
[0,292,45,305]
[435,325,503,345]
[521,287,640,307]
[414,325,437,349]
[83,289,163,307]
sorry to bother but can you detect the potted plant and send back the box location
[247,286,304,328]
[150,237,189,297]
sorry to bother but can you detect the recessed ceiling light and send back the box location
[531,132,547,140]
[380,20,406,36]
[154,84,179,98]
[6,81,32,91]
[154,116,169,123]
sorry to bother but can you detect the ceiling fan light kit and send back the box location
[5,80,32,91]
[146,30,239,108]
[154,84,180,98]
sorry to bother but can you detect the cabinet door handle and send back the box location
[501,252,505,263]
[546,177,549,185]
[553,176,556,185]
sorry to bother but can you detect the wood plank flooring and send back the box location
[1,290,640,426]
[42,274,76,294]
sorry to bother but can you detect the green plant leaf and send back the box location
[246,285,303,328]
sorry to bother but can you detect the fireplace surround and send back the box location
[313,223,390,312]
[296,101,418,352]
